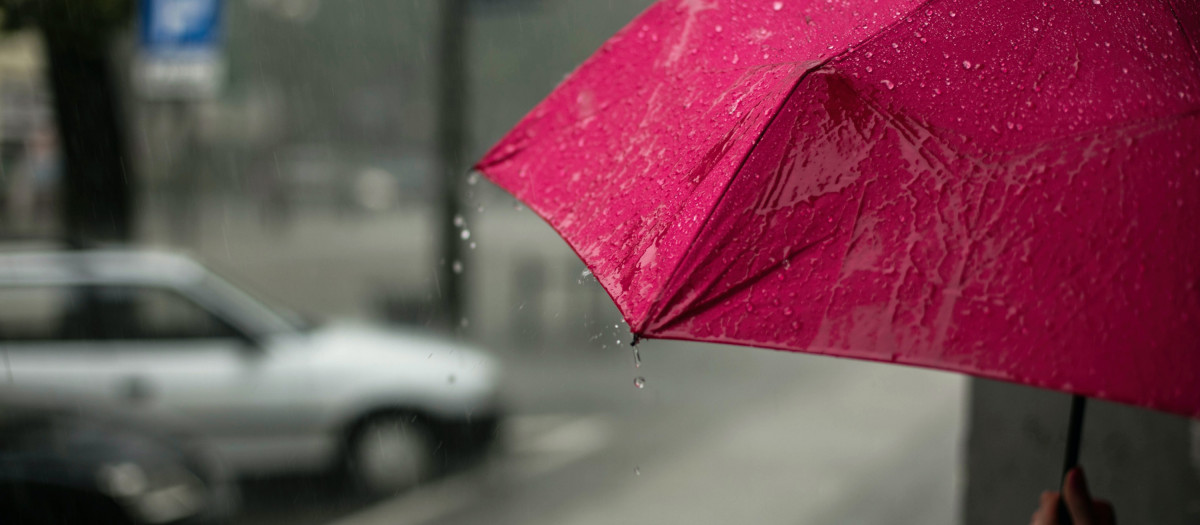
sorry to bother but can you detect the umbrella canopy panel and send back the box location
[477,0,1200,417]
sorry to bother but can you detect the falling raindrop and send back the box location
[469,242,477,250]
[633,345,642,368]
[452,260,464,274]
[460,229,471,240]
[635,467,641,476]
[467,173,479,185]
[453,214,465,227]
[634,377,646,389]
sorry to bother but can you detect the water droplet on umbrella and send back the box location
[962,60,972,69]
[772,1,783,11]
[882,79,895,90]
[634,377,646,389]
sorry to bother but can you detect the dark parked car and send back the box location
[0,390,239,524]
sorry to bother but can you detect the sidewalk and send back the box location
[530,357,966,525]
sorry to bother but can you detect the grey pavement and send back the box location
[326,344,966,525]
[140,197,967,525]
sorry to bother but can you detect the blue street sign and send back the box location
[136,0,225,99]
[140,0,222,51]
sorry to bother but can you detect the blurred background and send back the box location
[0,1,1196,524]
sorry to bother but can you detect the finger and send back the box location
[1031,491,1060,525]
[1093,500,1116,525]
[1064,468,1095,525]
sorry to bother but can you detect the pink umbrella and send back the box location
[477,0,1200,422]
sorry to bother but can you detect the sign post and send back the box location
[135,0,224,243]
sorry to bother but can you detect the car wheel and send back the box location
[346,414,435,495]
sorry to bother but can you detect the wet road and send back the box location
[235,340,965,525]
[140,201,965,525]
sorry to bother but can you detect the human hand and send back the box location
[1029,468,1116,525]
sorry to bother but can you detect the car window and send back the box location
[200,273,305,333]
[93,286,241,341]
[0,285,102,342]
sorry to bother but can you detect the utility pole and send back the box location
[435,0,468,330]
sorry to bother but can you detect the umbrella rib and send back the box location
[1166,0,1200,74]
[637,62,829,335]
[650,230,837,335]
[639,0,946,336]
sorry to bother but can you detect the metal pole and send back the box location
[435,0,468,330]
[1056,394,1087,525]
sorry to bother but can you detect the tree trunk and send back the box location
[42,29,135,247]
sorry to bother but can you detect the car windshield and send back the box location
[199,273,310,335]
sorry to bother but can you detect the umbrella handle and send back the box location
[1056,395,1088,525]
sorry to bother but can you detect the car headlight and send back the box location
[97,462,208,524]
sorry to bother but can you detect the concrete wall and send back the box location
[964,378,1200,524]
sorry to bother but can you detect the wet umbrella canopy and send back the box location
[476,0,1200,417]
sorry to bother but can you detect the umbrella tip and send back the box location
[631,334,642,347]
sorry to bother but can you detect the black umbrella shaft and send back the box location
[1056,394,1087,525]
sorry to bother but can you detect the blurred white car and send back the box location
[0,250,502,493]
